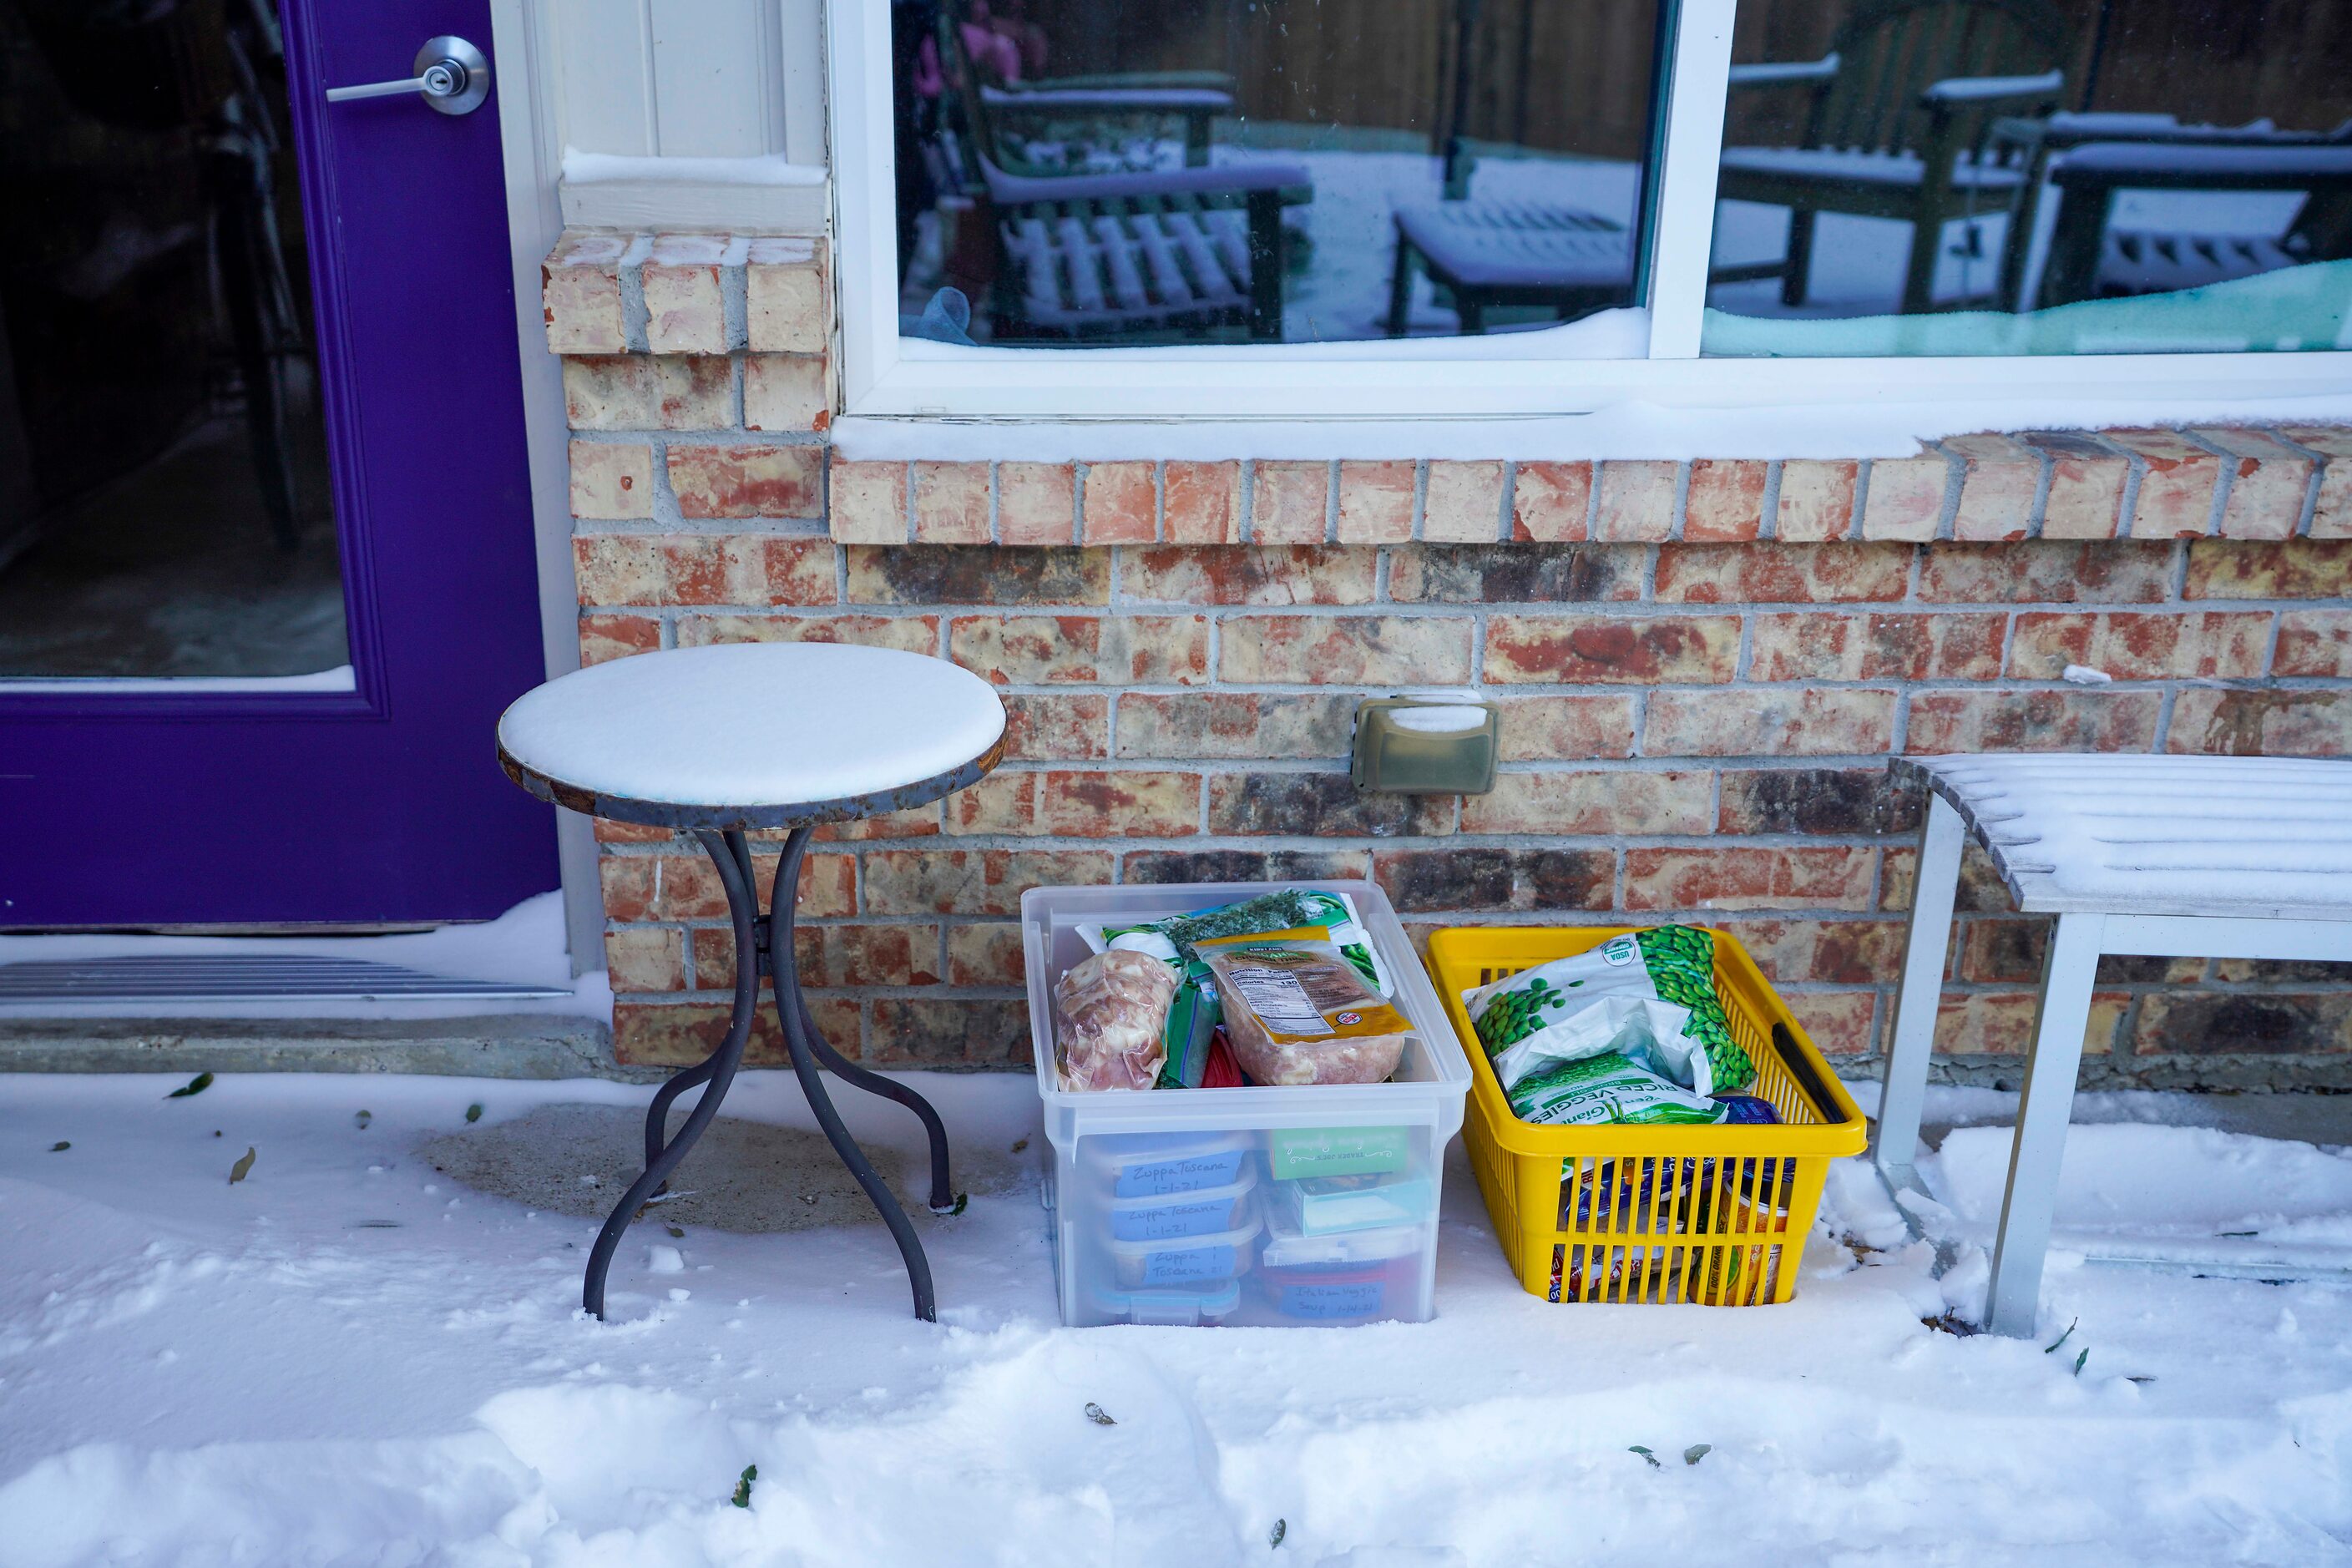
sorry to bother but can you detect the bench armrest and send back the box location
[1727,53,1839,89]
[981,85,1234,116]
[1920,68,2064,108]
[980,154,1312,208]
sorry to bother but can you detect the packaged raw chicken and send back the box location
[1053,948,1177,1091]
[1199,938,1414,1086]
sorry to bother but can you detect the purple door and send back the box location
[0,0,557,927]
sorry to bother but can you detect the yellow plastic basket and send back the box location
[1426,926,1867,1306]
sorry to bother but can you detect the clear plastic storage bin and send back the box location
[1024,880,1472,1328]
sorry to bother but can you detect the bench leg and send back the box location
[1386,236,1416,338]
[1985,910,2104,1338]
[1875,793,1963,1195]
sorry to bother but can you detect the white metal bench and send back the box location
[1877,752,2352,1336]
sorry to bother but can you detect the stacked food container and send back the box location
[1022,881,1471,1328]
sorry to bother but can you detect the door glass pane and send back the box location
[0,0,348,677]
[892,0,1664,348]
[1703,0,2352,357]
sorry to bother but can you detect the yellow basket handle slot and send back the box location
[1771,1022,1836,1125]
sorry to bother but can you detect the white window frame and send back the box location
[827,0,2352,422]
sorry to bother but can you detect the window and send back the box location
[832,0,2352,418]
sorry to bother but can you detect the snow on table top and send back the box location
[498,645,1004,812]
[1897,752,2352,918]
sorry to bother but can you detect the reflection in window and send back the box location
[1703,0,2352,355]
[891,0,1662,347]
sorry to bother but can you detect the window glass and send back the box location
[891,0,1662,348]
[1702,0,2352,356]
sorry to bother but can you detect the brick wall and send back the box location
[546,230,2352,1090]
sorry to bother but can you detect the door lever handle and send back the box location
[326,36,490,116]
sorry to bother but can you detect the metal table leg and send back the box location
[764,827,942,1321]
[582,827,761,1319]
[716,837,961,1216]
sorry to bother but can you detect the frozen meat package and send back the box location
[1199,938,1416,1085]
[1052,948,1177,1090]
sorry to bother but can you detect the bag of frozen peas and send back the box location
[1461,926,1753,1101]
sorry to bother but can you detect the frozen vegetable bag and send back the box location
[1462,927,1754,1100]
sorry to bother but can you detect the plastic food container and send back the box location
[1025,880,1471,1328]
[1262,1171,1434,1237]
[1257,1211,1429,1324]
[1426,924,1866,1308]
[1082,1129,1255,1199]
[1106,1166,1258,1242]
[1105,1215,1262,1289]
[1086,1279,1244,1327]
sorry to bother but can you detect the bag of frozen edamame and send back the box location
[1461,926,1756,1125]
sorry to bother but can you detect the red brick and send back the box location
[1209,774,1452,837]
[2183,540,2352,599]
[2278,426,2352,537]
[1683,460,1767,542]
[949,615,1208,685]
[2277,609,2352,677]
[1460,771,1712,834]
[670,443,822,518]
[812,806,940,842]
[1643,689,1895,756]
[1593,461,1677,542]
[1623,846,1877,911]
[677,613,936,655]
[828,459,909,544]
[1918,541,2171,603]
[862,848,1114,915]
[1484,615,1739,684]
[1002,694,1109,760]
[1656,542,1910,603]
[603,849,852,922]
[745,235,827,353]
[604,925,684,993]
[1775,459,1858,541]
[2197,427,2314,541]
[1114,693,1355,758]
[1423,462,1504,543]
[691,924,935,989]
[2167,689,2352,757]
[1038,771,1201,836]
[998,463,1076,546]
[1373,847,1614,913]
[1716,767,1923,836]
[913,462,991,544]
[1784,989,1878,1058]
[1748,611,2003,682]
[846,547,1107,606]
[569,441,652,519]
[1081,461,1157,545]
[1165,462,1241,544]
[1494,695,1639,760]
[563,355,730,430]
[1252,461,1330,545]
[579,613,660,665]
[1907,690,2162,753]
[2023,432,2128,540]
[1935,991,2123,1057]
[948,923,1026,986]
[1220,615,1471,684]
[1511,461,1591,542]
[641,234,727,352]
[2006,610,2271,680]
[2109,428,2220,539]
[1859,454,1947,541]
[615,999,786,1067]
[1388,545,1640,603]
[867,999,1034,1069]
[573,535,832,608]
[1945,434,2040,543]
[742,353,828,433]
[1120,545,1376,605]
[948,766,1037,835]
[1717,917,1908,985]
[543,232,627,352]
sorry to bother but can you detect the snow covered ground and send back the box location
[3,1070,2349,1565]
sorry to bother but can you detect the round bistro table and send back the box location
[496,643,1008,1321]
